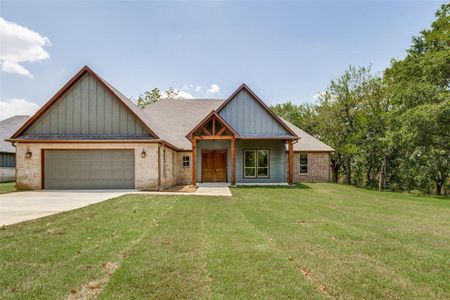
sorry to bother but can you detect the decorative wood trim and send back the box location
[216,83,298,138]
[231,138,236,186]
[186,110,239,140]
[193,136,234,140]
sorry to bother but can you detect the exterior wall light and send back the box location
[141,149,147,158]
[25,147,32,159]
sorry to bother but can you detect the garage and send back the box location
[43,150,135,189]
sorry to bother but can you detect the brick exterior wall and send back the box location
[286,152,331,182]
[159,145,177,189]
[15,142,160,190]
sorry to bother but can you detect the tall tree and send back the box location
[383,3,450,194]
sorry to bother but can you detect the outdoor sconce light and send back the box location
[25,148,32,159]
[141,149,147,158]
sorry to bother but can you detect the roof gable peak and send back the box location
[216,83,298,137]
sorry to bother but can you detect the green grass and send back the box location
[1,184,449,299]
[0,182,16,194]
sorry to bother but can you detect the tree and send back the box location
[136,88,162,109]
[383,3,450,194]
[135,87,181,109]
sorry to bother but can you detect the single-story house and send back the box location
[8,66,334,190]
[0,116,29,182]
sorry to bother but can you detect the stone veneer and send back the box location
[176,151,192,185]
[159,145,177,189]
[286,152,331,182]
[15,142,160,190]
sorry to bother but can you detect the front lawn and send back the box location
[1,184,449,299]
[0,182,16,194]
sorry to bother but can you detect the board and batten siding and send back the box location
[219,89,290,137]
[25,73,151,138]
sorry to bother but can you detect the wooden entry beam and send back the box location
[231,138,236,186]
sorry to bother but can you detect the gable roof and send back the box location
[216,83,298,137]
[144,99,334,152]
[10,66,159,140]
[0,116,29,153]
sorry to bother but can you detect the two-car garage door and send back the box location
[44,150,135,189]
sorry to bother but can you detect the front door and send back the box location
[202,150,227,182]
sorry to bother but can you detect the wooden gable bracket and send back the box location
[186,111,240,141]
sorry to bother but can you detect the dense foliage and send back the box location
[272,4,449,195]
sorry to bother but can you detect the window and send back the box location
[182,155,190,167]
[244,150,270,178]
[300,153,308,174]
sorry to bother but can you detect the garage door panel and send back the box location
[44,150,135,189]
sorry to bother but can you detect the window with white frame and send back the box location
[182,155,190,167]
[299,153,308,174]
[244,150,269,178]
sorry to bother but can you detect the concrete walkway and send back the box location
[135,183,232,197]
[0,190,133,226]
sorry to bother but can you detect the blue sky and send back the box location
[0,1,444,120]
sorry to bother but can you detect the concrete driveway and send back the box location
[0,190,134,226]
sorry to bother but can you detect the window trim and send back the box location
[243,149,270,179]
[182,155,190,167]
[299,153,309,175]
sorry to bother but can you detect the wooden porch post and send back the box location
[231,138,236,186]
[192,139,197,186]
[288,140,294,185]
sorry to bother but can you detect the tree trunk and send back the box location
[331,166,339,183]
[344,158,351,185]
[379,155,387,191]
[436,184,442,196]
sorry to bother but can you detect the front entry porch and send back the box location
[186,111,295,187]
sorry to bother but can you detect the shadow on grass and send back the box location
[235,183,311,190]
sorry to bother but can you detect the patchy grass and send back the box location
[1,184,449,299]
[0,182,16,194]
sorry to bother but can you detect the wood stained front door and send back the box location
[202,150,227,182]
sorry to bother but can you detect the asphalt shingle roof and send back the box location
[0,116,29,153]
[143,99,334,152]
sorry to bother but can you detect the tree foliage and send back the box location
[135,87,181,109]
[272,4,449,195]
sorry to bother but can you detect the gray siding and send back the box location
[195,139,286,183]
[219,90,290,137]
[0,153,15,168]
[25,73,151,138]
[236,140,286,183]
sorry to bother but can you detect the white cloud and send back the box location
[195,85,201,92]
[0,98,39,120]
[207,84,220,95]
[0,17,51,78]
